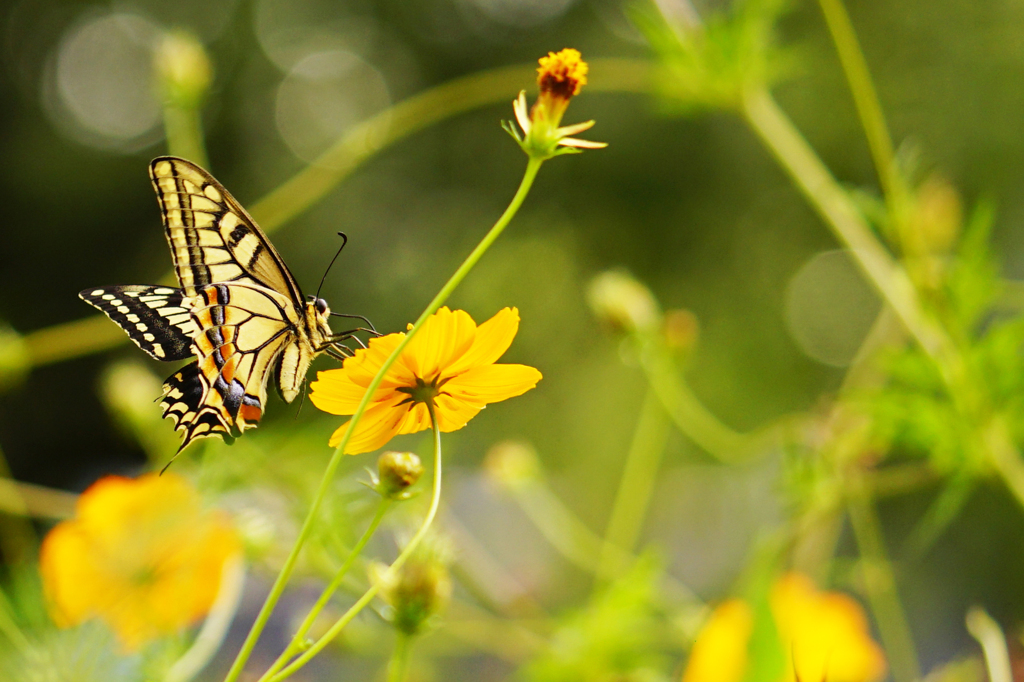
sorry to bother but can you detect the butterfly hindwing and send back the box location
[160,361,235,452]
[149,156,304,304]
[78,285,196,361]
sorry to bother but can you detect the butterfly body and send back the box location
[81,157,338,453]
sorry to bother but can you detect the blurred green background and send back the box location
[3,0,1024,677]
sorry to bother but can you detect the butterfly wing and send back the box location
[160,282,302,451]
[78,285,197,361]
[149,156,305,304]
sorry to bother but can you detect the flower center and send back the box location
[397,376,441,405]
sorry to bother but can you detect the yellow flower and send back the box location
[680,573,886,682]
[310,307,542,454]
[506,48,607,159]
[772,573,887,682]
[681,599,753,682]
[40,473,241,651]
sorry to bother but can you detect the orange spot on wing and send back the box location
[239,403,262,424]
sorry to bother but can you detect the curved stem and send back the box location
[267,404,444,682]
[815,0,905,210]
[163,102,209,170]
[224,156,543,682]
[386,632,412,682]
[259,499,392,680]
[596,388,670,583]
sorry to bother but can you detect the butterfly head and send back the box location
[307,297,333,346]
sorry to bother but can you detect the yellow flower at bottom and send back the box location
[310,307,542,454]
[40,473,240,651]
[772,573,887,682]
[681,599,753,682]
[680,573,885,682]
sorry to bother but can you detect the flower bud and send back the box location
[587,270,662,335]
[373,540,451,636]
[908,175,961,255]
[0,324,28,393]
[483,440,541,492]
[155,31,212,110]
[375,451,424,500]
[662,308,699,353]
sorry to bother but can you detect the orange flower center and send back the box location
[536,48,588,100]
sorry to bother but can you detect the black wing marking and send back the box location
[149,156,305,305]
[160,361,236,453]
[79,285,196,361]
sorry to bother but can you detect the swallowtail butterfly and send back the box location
[81,157,352,455]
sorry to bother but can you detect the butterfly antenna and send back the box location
[315,232,348,301]
[295,378,307,419]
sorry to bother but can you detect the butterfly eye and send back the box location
[315,298,329,315]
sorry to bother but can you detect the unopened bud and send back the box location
[373,540,451,636]
[587,270,662,335]
[662,309,699,352]
[375,451,423,500]
[910,175,961,255]
[483,440,541,491]
[155,31,212,109]
[0,325,29,393]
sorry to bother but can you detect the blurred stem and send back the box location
[230,158,543,682]
[596,388,671,583]
[0,588,31,655]
[741,86,950,367]
[23,58,653,370]
[0,478,76,519]
[847,484,921,682]
[386,633,413,682]
[815,0,906,211]
[639,339,746,461]
[265,404,444,682]
[166,555,246,682]
[0,444,35,564]
[261,499,392,680]
[163,103,209,169]
[966,607,1012,682]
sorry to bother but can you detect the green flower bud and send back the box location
[155,31,212,109]
[483,440,541,492]
[587,270,662,336]
[373,541,451,636]
[375,451,423,500]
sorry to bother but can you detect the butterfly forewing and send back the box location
[78,285,196,361]
[149,157,304,304]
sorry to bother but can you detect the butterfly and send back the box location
[81,156,360,455]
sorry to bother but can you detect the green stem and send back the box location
[740,86,951,366]
[386,633,413,682]
[259,499,392,680]
[163,103,209,169]
[224,156,543,682]
[0,587,31,655]
[966,607,1012,682]
[846,487,921,682]
[596,388,670,582]
[815,0,905,209]
[639,340,746,461]
[266,404,444,682]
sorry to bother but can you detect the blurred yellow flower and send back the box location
[40,473,241,651]
[773,573,887,682]
[507,48,606,158]
[681,599,753,682]
[681,573,886,682]
[310,307,542,454]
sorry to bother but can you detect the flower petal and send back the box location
[434,392,483,432]
[441,307,520,379]
[441,363,542,407]
[514,91,531,133]
[396,402,434,435]
[404,307,477,380]
[309,368,398,415]
[328,399,409,454]
[555,119,596,136]
[342,333,415,389]
[558,137,607,149]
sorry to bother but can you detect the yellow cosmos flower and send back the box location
[506,48,607,159]
[40,473,241,651]
[681,573,886,682]
[772,573,887,682]
[310,307,542,454]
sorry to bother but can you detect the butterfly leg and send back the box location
[329,313,381,336]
